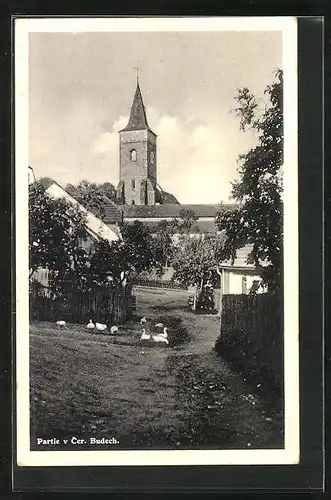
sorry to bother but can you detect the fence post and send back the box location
[216,267,224,328]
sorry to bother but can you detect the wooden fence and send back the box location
[29,278,134,325]
[215,293,283,389]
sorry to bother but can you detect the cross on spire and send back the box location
[134,66,139,84]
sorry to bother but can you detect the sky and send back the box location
[29,29,282,204]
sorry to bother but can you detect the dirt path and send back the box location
[30,287,283,450]
[132,287,284,449]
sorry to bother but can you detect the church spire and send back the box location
[120,80,151,132]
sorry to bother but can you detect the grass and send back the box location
[30,287,284,450]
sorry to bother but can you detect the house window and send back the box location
[131,179,136,189]
[130,149,137,162]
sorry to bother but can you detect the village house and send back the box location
[31,178,121,287]
[218,245,266,295]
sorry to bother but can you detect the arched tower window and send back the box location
[131,179,136,189]
[130,149,137,162]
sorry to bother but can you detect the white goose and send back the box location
[95,322,107,332]
[87,319,95,330]
[152,334,169,345]
[154,324,168,339]
[110,326,119,335]
[159,327,168,339]
[140,328,151,341]
[56,320,66,327]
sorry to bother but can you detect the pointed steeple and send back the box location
[120,82,152,132]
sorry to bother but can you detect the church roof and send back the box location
[155,184,180,204]
[119,203,237,219]
[119,82,155,134]
[161,191,180,204]
[133,219,219,234]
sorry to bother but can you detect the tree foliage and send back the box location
[65,180,118,220]
[172,233,226,289]
[216,69,283,291]
[29,182,87,278]
[151,223,174,276]
[89,221,159,286]
[151,209,199,239]
[178,209,199,233]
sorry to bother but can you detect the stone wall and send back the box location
[119,129,157,205]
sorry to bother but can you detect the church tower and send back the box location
[117,79,157,205]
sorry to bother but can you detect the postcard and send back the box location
[15,16,299,467]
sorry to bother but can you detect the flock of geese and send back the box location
[86,320,119,335]
[140,317,169,345]
[56,317,169,345]
[56,319,118,334]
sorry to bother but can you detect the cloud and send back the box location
[91,115,128,155]
[146,106,256,203]
[29,30,279,202]
[31,100,256,203]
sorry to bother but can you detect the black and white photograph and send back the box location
[15,17,299,467]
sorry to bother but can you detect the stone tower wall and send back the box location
[119,129,157,205]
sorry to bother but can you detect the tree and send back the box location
[150,210,198,242]
[99,182,117,202]
[178,209,198,233]
[65,180,118,220]
[147,211,199,278]
[151,221,175,276]
[29,182,87,279]
[215,70,283,292]
[172,233,226,290]
[89,221,158,287]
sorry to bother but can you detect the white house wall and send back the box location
[224,269,264,295]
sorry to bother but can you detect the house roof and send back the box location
[220,245,255,269]
[106,223,122,238]
[35,178,120,242]
[220,245,269,270]
[97,196,123,224]
[41,179,123,224]
[119,203,237,219]
[38,177,56,190]
[119,82,155,134]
